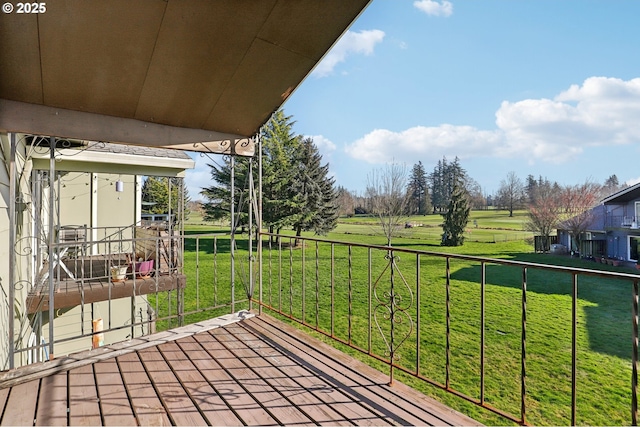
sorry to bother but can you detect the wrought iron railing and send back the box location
[10,230,247,367]
[606,215,639,229]
[255,232,640,426]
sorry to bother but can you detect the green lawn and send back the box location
[159,211,638,426]
[335,210,533,244]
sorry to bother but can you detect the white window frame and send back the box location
[629,235,640,262]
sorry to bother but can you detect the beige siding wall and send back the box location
[40,296,153,359]
[96,173,137,231]
[58,172,92,227]
[58,172,137,231]
[0,134,35,369]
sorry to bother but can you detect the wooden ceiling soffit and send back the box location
[0,99,254,156]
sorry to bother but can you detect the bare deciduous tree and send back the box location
[496,171,525,217]
[558,181,601,254]
[526,180,601,253]
[366,163,410,246]
[525,184,561,252]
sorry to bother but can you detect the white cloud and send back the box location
[627,177,640,186]
[413,0,453,17]
[184,153,213,202]
[345,125,503,164]
[345,76,640,166]
[312,29,385,78]
[310,134,337,155]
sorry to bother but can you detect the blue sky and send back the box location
[187,0,640,200]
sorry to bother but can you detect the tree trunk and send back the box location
[295,226,302,247]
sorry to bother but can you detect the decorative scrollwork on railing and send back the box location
[25,136,107,158]
[373,252,414,363]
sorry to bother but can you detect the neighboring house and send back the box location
[0,134,194,367]
[556,204,608,257]
[602,183,640,262]
[557,182,640,262]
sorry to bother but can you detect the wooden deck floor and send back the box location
[0,312,480,426]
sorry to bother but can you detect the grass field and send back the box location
[173,210,638,425]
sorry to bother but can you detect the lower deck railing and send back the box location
[9,231,248,368]
[255,232,640,426]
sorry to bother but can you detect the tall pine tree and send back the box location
[260,110,301,236]
[201,110,338,242]
[441,182,470,246]
[142,176,190,220]
[289,137,339,239]
[430,157,468,213]
[200,156,250,225]
[407,161,430,215]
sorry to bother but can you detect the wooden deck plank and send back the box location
[94,359,136,426]
[137,346,208,426]
[157,341,243,426]
[35,372,68,427]
[1,380,39,426]
[0,312,480,427]
[195,330,314,426]
[246,315,479,426]
[223,322,388,426]
[216,323,374,426]
[173,336,279,426]
[116,352,171,427]
[68,364,101,426]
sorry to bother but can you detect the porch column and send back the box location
[258,132,263,315]
[230,156,235,313]
[48,137,55,360]
[8,133,16,369]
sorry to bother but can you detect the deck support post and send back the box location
[258,132,263,315]
[230,155,235,314]
[8,133,17,369]
[633,279,638,426]
[48,136,56,360]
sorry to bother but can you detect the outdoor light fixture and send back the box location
[115,180,124,192]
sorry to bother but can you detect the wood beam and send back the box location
[0,99,254,156]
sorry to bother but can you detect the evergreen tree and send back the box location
[430,156,468,213]
[602,174,623,198]
[429,158,446,212]
[201,109,338,243]
[260,110,301,236]
[142,176,190,220]
[441,182,470,246]
[407,161,430,215]
[200,156,250,225]
[525,174,537,203]
[289,137,339,238]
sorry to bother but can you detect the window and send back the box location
[631,236,640,262]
